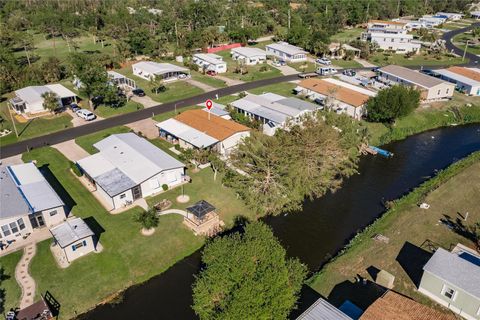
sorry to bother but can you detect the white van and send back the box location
[76,109,96,121]
[316,67,338,76]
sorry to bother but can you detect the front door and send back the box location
[132,185,142,200]
[29,213,45,229]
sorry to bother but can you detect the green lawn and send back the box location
[152,105,203,123]
[215,95,241,105]
[248,82,297,97]
[75,126,131,154]
[308,154,480,313]
[330,28,364,42]
[452,32,480,55]
[94,101,144,118]
[215,51,283,81]
[17,145,254,319]
[191,72,227,88]
[289,61,317,73]
[332,59,363,68]
[0,251,23,313]
[0,99,73,147]
[368,51,465,67]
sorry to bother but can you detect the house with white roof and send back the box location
[419,244,480,320]
[419,15,447,28]
[362,20,421,53]
[9,84,77,114]
[431,66,480,95]
[76,133,186,210]
[192,53,227,73]
[156,109,250,156]
[471,11,480,19]
[230,93,318,135]
[265,42,307,62]
[196,101,231,119]
[132,61,190,81]
[50,217,97,264]
[296,297,352,320]
[0,163,66,242]
[107,71,136,89]
[231,47,267,65]
[435,12,463,21]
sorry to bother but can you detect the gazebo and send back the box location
[183,200,224,236]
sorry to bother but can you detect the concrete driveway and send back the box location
[0,154,24,165]
[52,140,90,161]
[67,109,104,127]
[126,118,159,139]
[213,75,245,86]
[268,61,299,75]
[131,95,159,108]
[186,79,216,92]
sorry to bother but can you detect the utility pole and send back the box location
[7,103,19,138]
[288,9,291,29]
[463,40,469,61]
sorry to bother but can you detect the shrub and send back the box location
[134,208,159,230]
[259,65,269,72]
[69,161,82,177]
[162,184,168,191]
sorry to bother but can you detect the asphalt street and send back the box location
[1,22,479,159]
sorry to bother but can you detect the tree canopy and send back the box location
[366,85,421,123]
[192,222,307,320]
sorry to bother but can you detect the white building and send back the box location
[0,163,66,243]
[378,65,455,101]
[230,93,318,135]
[419,15,447,28]
[77,133,186,210]
[156,109,250,156]
[435,12,463,21]
[362,20,421,53]
[50,217,97,264]
[9,84,77,114]
[431,66,480,95]
[471,11,480,19]
[192,53,227,73]
[265,42,307,62]
[132,61,190,81]
[231,47,267,65]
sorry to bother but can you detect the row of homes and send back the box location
[431,66,480,95]
[362,20,421,53]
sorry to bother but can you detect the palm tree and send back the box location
[134,208,159,232]
[41,91,60,113]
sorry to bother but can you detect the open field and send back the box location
[0,251,23,313]
[0,143,255,319]
[308,152,480,312]
[94,101,144,118]
[330,28,364,42]
[368,51,465,67]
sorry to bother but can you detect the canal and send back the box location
[79,124,480,320]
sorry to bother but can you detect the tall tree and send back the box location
[41,91,60,112]
[366,85,421,123]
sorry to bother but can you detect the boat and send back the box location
[369,146,394,158]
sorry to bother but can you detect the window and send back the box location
[9,222,18,234]
[49,210,57,217]
[1,225,10,237]
[17,219,25,230]
[437,90,441,95]
[442,286,456,300]
[72,242,85,251]
[120,194,126,199]
[446,88,449,94]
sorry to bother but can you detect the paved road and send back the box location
[1,23,479,159]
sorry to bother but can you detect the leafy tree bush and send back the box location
[192,222,307,320]
[366,85,420,123]
[162,184,168,191]
[133,208,159,230]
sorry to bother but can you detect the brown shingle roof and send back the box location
[174,109,250,141]
[447,66,480,82]
[360,291,456,320]
[299,79,370,107]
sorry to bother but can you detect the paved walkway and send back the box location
[52,140,89,162]
[131,95,159,108]
[0,154,24,166]
[354,58,377,68]
[186,79,216,92]
[15,244,37,309]
[158,209,188,217]
[126,118,159,139]
[213,75,245,86]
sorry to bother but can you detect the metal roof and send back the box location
[379,65,449,89]
[297,297,352,320]
[431,69,480,87]
[15,84,76,105]
[202,107,229,117]
[231,47,267,58]
[156,118,219,148]
[323,78,377,97]
[95,168,137,197]
[193,53,226,66]
[0,167,30,219]
[423,247,480,299]
[186,200,215,219]
[107,70,126,79]
[266,42,307,55]
[132,61,188,75]
[50,217,94,248]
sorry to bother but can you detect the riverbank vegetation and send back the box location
[192,222,307,320]
[366,86,420,123]
[308,151,480,312]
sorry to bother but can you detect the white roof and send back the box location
[77,133,185,196]
[15,84,76,105]
[107,70,126,79]
[50,218,94,248]
[266,42,307,55]
[231,47,267,58]
[156,118,218,148]
[323,78,377,97]
[297,297,352,320]
[431,69,480,87]
[369,32,414,39]
[193,54,225,66]
[132,61,188,75]
[45,84,76,98]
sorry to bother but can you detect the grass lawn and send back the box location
[0,251,23,313]
[94,101,144,118]
[368,51,465,67]
[75,126,131,154]
[308,154,480,312]
[289,61,317,73]
[215,51,283,82]
[18,145,254,319]
[248,82,297,97]
[215,95,241,105]
[452,32,480,55]
[0,99,73,147]
[365,94,480,145]
[332,59,363,68]
[330,28,364,42]
[190,72,227,88]
[152,105,203,123]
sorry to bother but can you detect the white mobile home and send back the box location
[265,42,307,62]
[192,54,227,73]
[431,67,480,95]
[364,32,421,53]
[9,84,77,114]
[0,163,66,242]
[231,47,267,65]
[132,61,190,81]
[77,133,186,210]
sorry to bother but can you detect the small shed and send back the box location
[50,218,96,264]
[184,200,223,236]
[15,297,53,320]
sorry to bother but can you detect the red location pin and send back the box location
[206,99,213,110]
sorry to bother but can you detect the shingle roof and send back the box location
[299,79,370,107]
[360,291,455,320]
[379,65,447,89]
[156,118,218,149]
[296,298,352,320]
[174,109,250,141]
[50,217,94,248]
[423,247,480,299]
[446,66,480,82]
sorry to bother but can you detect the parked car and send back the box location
[69,103,80,112]
[342,69,356,77]
[132,88,145,97]
[316,58,332,65]
[178,74,187,79]
[298,72,319,79]
[76,109,96,121]
[272,60,286,67]
[317,67,338,76]
[206,70,218,76]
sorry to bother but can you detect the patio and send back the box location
[183,200,224,236]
